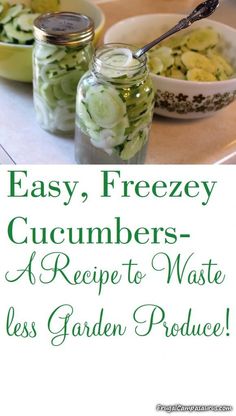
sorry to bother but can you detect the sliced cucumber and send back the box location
[60,69,82,95]
[53,82,68,100]
[120,129,148,161]
[149,46,174,71]
[54,107,75,132]
[40,83,58,108]
[78,101,98,132]
[4,22,34,43]
[216,71,228,81]
[187,68,216,82]
[86,85,126,129]
[0,3,39,45]
[59,52,78,69]
[103,48,134,67]
[40,63,67,84]
[162,33,187,50]
[99,47,139,78]
[34,93,52,130]
[0,34,10,42]
[89,118,129,150]
[174,55,186,73]
[181,51,215,73]
[147,26,235,82]
[35,44,58,60]
[148,56,163,75]
[14,12,39,32]
[0,4,23,24]
[43,49,67,65]
[210,54,234,77]
[186,28,218,51]
[167,67,186,80]
[0,4,4,15]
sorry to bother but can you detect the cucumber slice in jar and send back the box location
[34,93,53,130]
[120,129,148,161]
[60,69,83,95]
[86,85,126,129]
[39,63,67,84]
[53,82,68,100]
[54,106,75,132]
[89,118,129,151]
[59,52,79,69]
[77,101,99,132]
[100,47,139,78]
[43,49,67,65]
[77,90,130,151]
[103,47,133,67]
[35,44,58,60]
[40,83,58,108]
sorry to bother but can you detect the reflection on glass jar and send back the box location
[75,44,155,164]
[33,12,94,135]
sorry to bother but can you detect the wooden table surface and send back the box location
[100,0,236,164]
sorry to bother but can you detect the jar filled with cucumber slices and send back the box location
[33,12,94,135]
[75,44,155,164]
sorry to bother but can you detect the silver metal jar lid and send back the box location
[34,12,94,46]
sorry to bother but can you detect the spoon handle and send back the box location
[133,0,220,59]
[133,18,190,59]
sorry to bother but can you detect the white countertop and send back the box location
[0,79,75,163]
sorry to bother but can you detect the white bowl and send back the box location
[104,14,236,119]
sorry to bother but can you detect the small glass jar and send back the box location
[33,12,94,135]
[75,44,155,164]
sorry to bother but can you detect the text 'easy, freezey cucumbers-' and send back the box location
[148,27,235,82]
[75,45,155,163]
[0,1,39,44]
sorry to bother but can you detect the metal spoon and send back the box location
[133,0,220,59]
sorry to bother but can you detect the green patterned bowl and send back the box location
[104,14,236,119]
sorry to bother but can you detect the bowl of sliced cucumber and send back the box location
[104,14,236,119]
[0,0,105,82]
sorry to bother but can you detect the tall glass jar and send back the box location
[33,12,94,135]
[75,44,155,164]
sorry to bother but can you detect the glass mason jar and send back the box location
[33,12,94,135]
[75,44,155,164]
